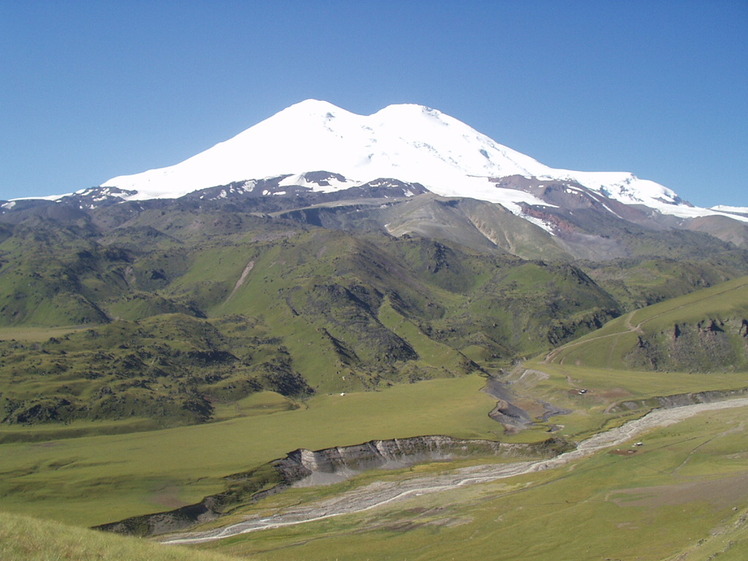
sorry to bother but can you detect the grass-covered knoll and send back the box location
[545,275,748,371]
[0,375,499,526]
[196,404,748,561]
[0,511,238,561]
[0,314,311,426]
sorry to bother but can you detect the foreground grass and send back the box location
[0,511,238,561]
[0,375,500,527]
[196,405,748,561]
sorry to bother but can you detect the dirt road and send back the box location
[162,397,748,546]
[544,279,748,365]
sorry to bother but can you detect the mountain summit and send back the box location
[101,99,731,221]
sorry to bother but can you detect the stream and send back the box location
[162,397,748,545]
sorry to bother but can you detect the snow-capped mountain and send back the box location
[98,99,743,224]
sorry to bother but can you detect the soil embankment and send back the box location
[95,435,569,537]
[605,387,748,413]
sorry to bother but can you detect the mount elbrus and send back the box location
[5,99,748,218]
[0,100,747,426]
[4,99,748,244]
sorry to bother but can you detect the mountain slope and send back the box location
[4,100,747,257]
[2,192,745,427]
[0,199,637,426]
[545,275,748,371]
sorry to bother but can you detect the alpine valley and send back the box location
[1,101,748,561]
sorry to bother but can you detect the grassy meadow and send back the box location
[2,357,746,532]
[0,375,500,527]
[195,404,748,561]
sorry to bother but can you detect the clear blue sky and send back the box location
[1,0,746,207]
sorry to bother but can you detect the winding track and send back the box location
[544,279,748,365]
[161,396,748,546]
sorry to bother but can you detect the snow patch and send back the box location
[711,205,748,216]
[519,213,556,235]
[278,172,353,193]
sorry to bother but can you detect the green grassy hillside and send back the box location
[0,209,633,426]
[545,275,748,371]
[585,255,748,311]
[0,511,238,561]
[0,313,313,426]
